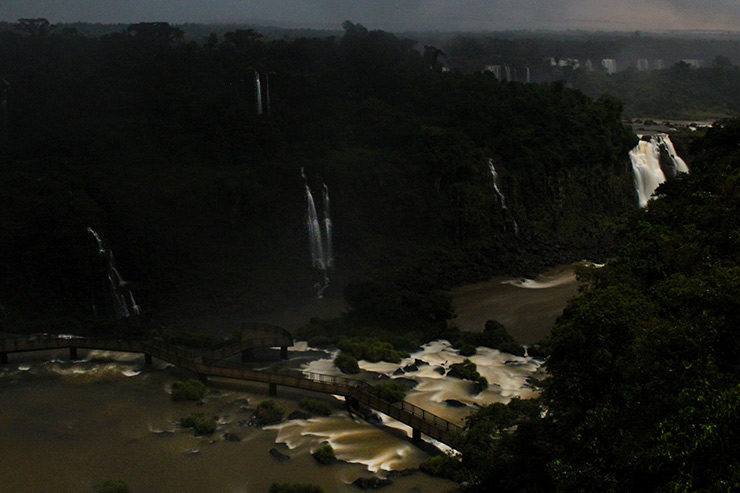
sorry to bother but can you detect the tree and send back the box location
[14,18,54,37]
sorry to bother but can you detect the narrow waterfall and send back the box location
[87,227,140,319]
[487,158,519,237]
[488,159,508,210]
[656,135,689,174]
[301,169,334,297]
[628,134,689,207]
[254,71,263,115]
[301,169,326,270]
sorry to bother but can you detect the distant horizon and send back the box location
[2,1,739,33]
[1,19,739,39]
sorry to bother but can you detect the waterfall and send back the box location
[628,134,689,208]
[301,169,335,297]
[525,66,531,83]
[488,158,508,210]
[656,135,689,174]
[504,65,512,82]
[87,227,140,318]
[487,158,519,237]
[301,169,326,270]
[254,71,263,115]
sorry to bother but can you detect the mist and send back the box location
[3,0,739,31]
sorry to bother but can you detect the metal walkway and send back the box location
[0,327,463,446]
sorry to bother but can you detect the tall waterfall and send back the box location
[301,169,334,297]
[628,134,689,207]
[254,71,263,115]
[87,227,140,319]
[487,158,519,237]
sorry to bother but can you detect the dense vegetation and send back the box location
[457,121,740,492]
[170,378,206,401]
[254,399,287,426]
[564,61,740,120]
[180,412,217,434]
[0,20,636,332]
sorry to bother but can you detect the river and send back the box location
[0,263,585,491]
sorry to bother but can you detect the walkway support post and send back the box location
[412,428,421,442]
[280,346,288,360]
[269,382,277,396]
[69,347,78,360]
[144,353,152,366]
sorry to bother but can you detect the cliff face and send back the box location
[0,25,640,328]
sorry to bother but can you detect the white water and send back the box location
[254,71,263,115]
[487,158,519,236]
[656,135,689,174]
[300,339,543,426]
[301,169,335,297]
[628,134,689,207]
[87,227,140,318]
[266,414,430,472]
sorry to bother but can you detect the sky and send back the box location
[2,0,739,32]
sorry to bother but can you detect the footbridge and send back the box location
[0,326,463,447]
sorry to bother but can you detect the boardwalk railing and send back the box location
[0,330,463,446]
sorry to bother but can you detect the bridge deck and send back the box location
[0,330,463,446]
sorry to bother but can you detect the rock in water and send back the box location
[351,477,393,489]
[444,399,467,408]
[288,410,311,420]
[223,432,241,442]
[269,447,290,462]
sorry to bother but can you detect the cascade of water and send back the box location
[487,159,519,236]
[87,227,140,318]
[488,158,508,210]
[301,170,335,297]
[628,135,689,208]
[504,65,512,82]
[302,170,326,271]
[656,135,689,174]
[254,71,263,115]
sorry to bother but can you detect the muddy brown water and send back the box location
[0,264,584,491]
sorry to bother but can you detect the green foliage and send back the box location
[447,320,525,356]
[0,23,638,333]
[333,353,360,374]
[337,337,408,363]
[458,121,740,492]
[254,400,286,426]
[458,343,476,356]
[171,379,206,401]
[372,381,407,403]
[269,484,324,493]
[181,412,217,434]
[299,398,332,416]
[98,480,130,493]
[311,443,337,464]
[447,359,488,392]
[420,454,466,482]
